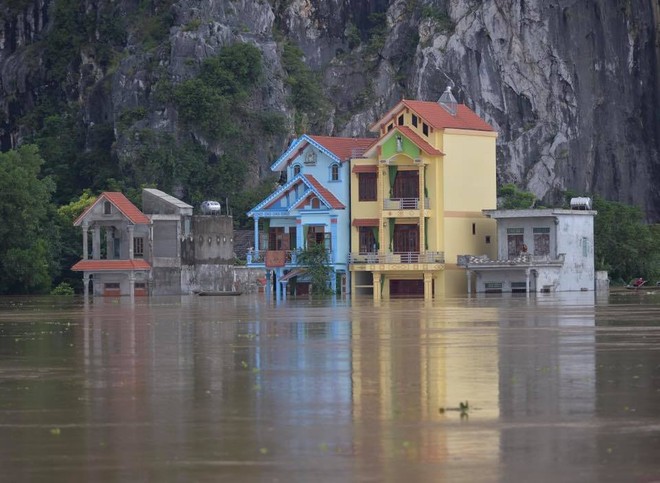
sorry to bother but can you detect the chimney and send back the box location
[438,86,458,116]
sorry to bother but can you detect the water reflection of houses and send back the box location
[497,293,597,480]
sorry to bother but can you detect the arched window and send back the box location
[330,163,340,181]
[311,197,320,209]
[293,164,301,176]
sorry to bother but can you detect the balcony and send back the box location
[383,198,429,210]
[247,249,299,265]
[348,252,445,270]
[457,253,565,268]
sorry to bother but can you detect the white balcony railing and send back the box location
[349,252,444,264]
[383,198,430,210]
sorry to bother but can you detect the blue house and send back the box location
[247,134,373,298]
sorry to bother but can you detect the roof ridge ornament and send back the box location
[438,86,458,116]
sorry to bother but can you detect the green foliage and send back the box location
[366,12,388,58]
[51,282,75,296]
[297,243,334,295]
[172,43,263,139]
[281,42,328,133]
[118,107,147,132]
[497,183,537,209]
[182,18,202,32]
[0,146,58,294]
[420,6,454,32]
[346,22,361,50]
[592,196,660,283]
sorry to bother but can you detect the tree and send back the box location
[592,196,660,283]
[297,242,334,295]
[497,183,537,209]
[0,145,58,293]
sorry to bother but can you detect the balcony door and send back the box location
[393,224,419,253]
[392,170,419,199]
[269,227,290,250]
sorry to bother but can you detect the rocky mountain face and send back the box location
[1,0,659,219]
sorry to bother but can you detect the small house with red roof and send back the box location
[247,134,373,298]
[72,192,153,297]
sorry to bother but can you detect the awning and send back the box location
[279,268,306,282]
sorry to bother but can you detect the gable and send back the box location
[74,192,150,226]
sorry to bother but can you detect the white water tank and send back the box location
[570,197,592,210]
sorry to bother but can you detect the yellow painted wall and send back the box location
[350,159,380,253]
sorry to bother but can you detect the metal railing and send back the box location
[457,253,565,267]
[349,251,444,264]
[383,198,430,210]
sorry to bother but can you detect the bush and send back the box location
[51,282,75,296]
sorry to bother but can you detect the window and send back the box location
[412,114,418,127]
[359,227,378,253]
[330,163,340,181]
[398,114,404,125]
[472,223,476,235]
[133,237,144,258]
[387,123,394,132]
[105,283,120,289]
[311,197,320,209]
[293,164,301,176]
[511,281,527,293]
[485,235,491,244]
[533,227,550,256]
[484,282,502,293]
[358,173,377,201]
[104,201,112,215]
[506,227,525,258]
[422,122,429,136]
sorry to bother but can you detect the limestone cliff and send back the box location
[1,0,659,219]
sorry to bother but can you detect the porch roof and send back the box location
[71,259,152,271]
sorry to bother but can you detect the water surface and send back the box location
[1,292,660,482]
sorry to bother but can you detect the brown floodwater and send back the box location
[1,291,660,482]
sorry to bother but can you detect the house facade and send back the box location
[247,134,373,298]
[459,204,597,293]
[72,192,152,297]
[72,189,245,296]
[349,89,498,299]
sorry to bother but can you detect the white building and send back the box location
[460,203,596,293]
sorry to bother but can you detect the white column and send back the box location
[253,216,260,252]
[466,270,472,295]
[106,228,113,260]
[128,225,135,260]
[82,222,89,260]
[92,226,101,260]
[83,273,90,297]
[525,268,531,296]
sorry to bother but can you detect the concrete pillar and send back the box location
[330,218,338,263]
[92,226,101,260]
[275,269,281,300]
[83,273,90,297]
[82,222,89,260]
[424,272,433,300]
[129,272,135,299]
[525,268,531,297]
[296,219,303,249]
[253,216,260,252]
[106,228,113,260]
[265,270,272,298]
[466,270,472,295]
[128,225,135,260]
[281,281,288,300]
[373,273,381,301]
[350,272,356,296]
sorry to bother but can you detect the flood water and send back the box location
[1,292,660,482]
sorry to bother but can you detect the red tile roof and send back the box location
[74,192,150,226]
[309,135,375,161]
[71,259,152,271]
[352,218,380,226]
[395,126,444,155]
[302,174,345,209]
[369,99,495,133]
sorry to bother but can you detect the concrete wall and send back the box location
[181,265,265,294]
[191,216,234,263]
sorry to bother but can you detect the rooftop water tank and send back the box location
[570,197,592,210]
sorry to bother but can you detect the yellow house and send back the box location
[349,88,498,299]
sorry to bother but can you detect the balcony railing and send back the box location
[247,249,299,265]
[349,251,444,264]
[383,198,430,210]
[457,253,565,267]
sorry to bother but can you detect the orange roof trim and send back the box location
[71,259,152,271]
